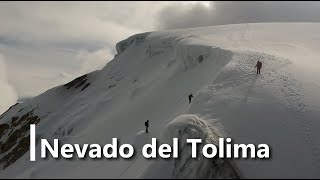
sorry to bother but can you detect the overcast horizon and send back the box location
[2,1,320,113]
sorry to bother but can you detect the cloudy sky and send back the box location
[1,1,320,113]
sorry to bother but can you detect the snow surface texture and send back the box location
[141,115,240,179]
[1,23,320,178]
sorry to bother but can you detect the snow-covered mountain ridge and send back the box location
[1,23,320,178]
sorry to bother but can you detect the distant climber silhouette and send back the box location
[188,94,194,104]
[145,120,149,133]
[255,60,262,74]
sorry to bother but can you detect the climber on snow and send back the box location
[145,120,149,133]
[188,94,194,104]
[255,60,262,74]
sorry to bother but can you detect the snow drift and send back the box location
[141,115,240,179]
[1,23,320,178]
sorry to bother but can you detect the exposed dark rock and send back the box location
[11,116,19,127]
[75,79,87,89]
[11,109,35,128]
[0,124,9,137]
[81,83,91,91]
[0,109,41,169]
[64,74,88,90]
[1,135,30,169]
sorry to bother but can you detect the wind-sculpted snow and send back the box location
[174,42,233,72]
[116,32,151,54]
[141,115,240,179]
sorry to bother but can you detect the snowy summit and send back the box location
[0,23,320,178]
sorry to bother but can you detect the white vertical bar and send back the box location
[30,124,36,161]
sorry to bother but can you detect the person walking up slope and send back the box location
[188,94,194,104]
[145,120,149,133]
[255,60,262,74]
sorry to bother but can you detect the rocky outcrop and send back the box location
[64,74,91,91]
[0,109,41,169]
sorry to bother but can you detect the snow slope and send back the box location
[1,23,320,178]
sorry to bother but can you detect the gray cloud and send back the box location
[0,1,167,100]
[0,53,18,114]
[157,2,320,30]
[156,2,214,30]
[2,1,320,112]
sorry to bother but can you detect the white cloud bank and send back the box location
[0,53,18,114]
